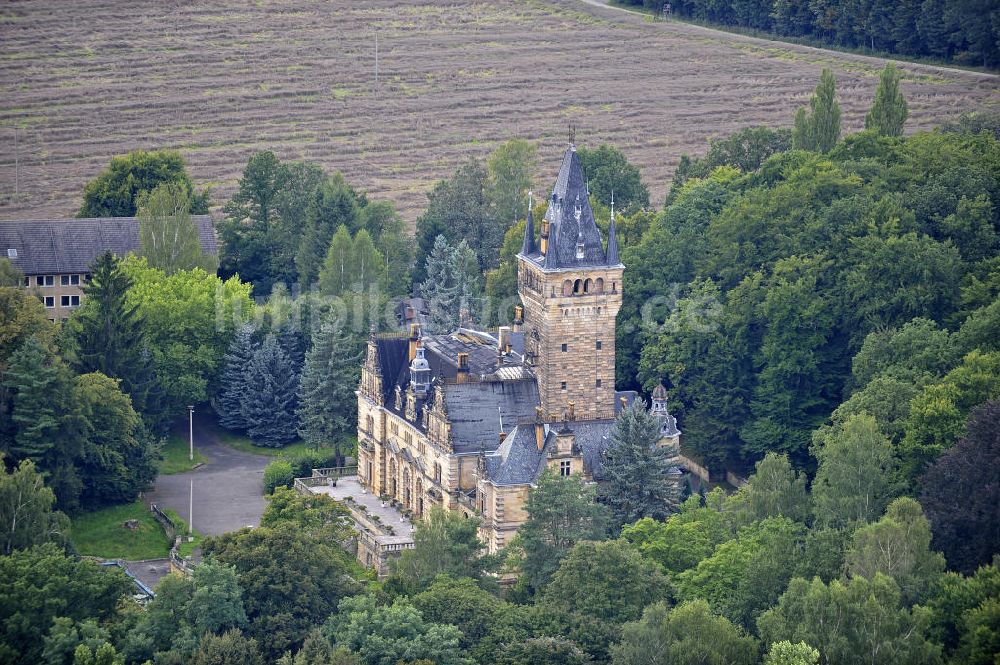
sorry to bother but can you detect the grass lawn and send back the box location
[159,434,209,474]
[208,418,358,465]
[217,429,312,458]
[71,500,172,560]
[163,508,204,560]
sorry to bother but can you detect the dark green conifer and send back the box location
[241,335,299,447]
[599,400,684,530]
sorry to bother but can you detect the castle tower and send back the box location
[516,144,624,422]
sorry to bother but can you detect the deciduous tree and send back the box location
[392,508,495,590]
[611,600,758,665]
[324,595,472,665]
[792,69,841,153]
[919,400,1000,574]
[758,574,942,665]
[865,62,908,137]
[0,544,130,665]
[543,540,669,625]
[811,413,899,528]
[844,497,945,605]
[0,458,69,555]
[79,149,208,218]
[517,469,611,593]
[137,182,217,275]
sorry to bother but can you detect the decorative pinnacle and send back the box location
[610,189,615,221]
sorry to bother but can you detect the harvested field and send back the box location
[1,0,997,223]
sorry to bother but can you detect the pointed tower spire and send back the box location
[606,189,620,265]
[544,211,560,269]
[521,191,535,255]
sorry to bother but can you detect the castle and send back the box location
[356,144,679,555]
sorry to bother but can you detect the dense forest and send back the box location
[2,64,1000,664]
[618,0,1000,67]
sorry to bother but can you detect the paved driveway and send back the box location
[145,416,269,536]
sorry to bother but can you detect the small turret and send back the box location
[410,344,431,396]
[521,192,535,255]
[650,382,680,443]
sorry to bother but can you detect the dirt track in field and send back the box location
[1,0,996,223]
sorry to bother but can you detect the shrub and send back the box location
[263,460,294,494]
[285,448,338,478]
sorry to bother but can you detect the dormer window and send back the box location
[6,248,15,258]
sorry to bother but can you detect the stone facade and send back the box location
[355,145,680,561]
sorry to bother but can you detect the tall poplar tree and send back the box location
[792,69,841,153]
[599,400,684,530]
[865,62,908,137]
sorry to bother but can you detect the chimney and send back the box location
[456,352,469,383]
[513,305,523,325]
[534,406,545,451]
[499,430,506,445]
[408,323,421,361]
[619,395,628,411]
[498,326,511,355]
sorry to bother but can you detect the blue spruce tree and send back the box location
[241,335,299,447]
[216,323,258,430]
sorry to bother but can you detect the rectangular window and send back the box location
[71,275,80,285]
[596,379,602,387]
[61,295,70,306]
[60,275,69,286]
[23,276,29,287]
[596,341,602,350]
[560,381,567,391]
[42,275,53,287]
[36,276,43,286]
[43,296,54,308]
[71,295,79,307]
[561,343,568,352]
[560,460,572,476]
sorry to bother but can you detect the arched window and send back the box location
[573,279,582,294]
[594,278,604,294]
[562,280,573,296]
[584,278,592,293]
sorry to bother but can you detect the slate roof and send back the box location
[0,216,217,275]
[519,146,613,271]
[444,380,539,454]
[482,390,639,487]
[374,329,540,455]
[483,418,620,486]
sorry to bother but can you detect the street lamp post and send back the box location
[188,405,194,462]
